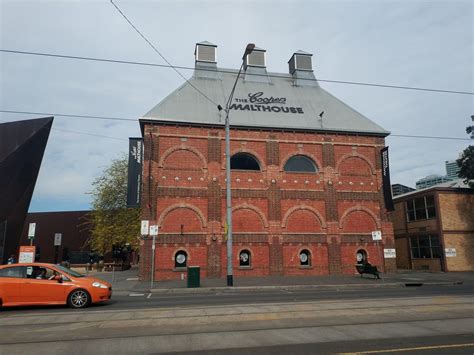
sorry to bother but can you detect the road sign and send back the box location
[384,248,396,258]
[18,246,36,263]
[141,220,149,235]
[28,223,36,239]
[445,248,456,257]
[54,233,62,246]
[150,225,159,236]
[371,231,382,241]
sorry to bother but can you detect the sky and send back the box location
[0,0,472,212]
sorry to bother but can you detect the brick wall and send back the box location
[440,191,474,271]
[140,123,394,280]
[391,190,474,272]
[443,233,474,271]
[439,193,474,231]
[395,237,410,269]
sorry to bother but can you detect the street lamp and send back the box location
[223,43,255,287]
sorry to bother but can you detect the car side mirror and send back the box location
[54,275,63,283]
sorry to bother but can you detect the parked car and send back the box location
[0,262,112,309]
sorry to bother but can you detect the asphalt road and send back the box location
[1,282,471,313]
[1,284,473,354]
[176,334,474,355]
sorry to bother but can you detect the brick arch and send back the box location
[339,206,380,232]
[236,247,253,262]
[227,148,266,171]
[159,145,207,169]
[336,153,375,176]
[282,205,327,232]
[294,247,313,263]
[231,204,268,232]
[280,152,322,172]
[158,203,207,232]
[172,248,191,262]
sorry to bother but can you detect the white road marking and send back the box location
[126,277,139,281]
[147,293,152,299]
[129,293,145,297]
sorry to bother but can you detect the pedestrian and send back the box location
[7,254,16,264]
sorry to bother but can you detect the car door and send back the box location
[0,266,26,305]
[22,266,67,304]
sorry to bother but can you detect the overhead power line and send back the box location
[0,109,136,122]
[0,116,128,141]
[1,48,473,96]
[53,127,128,141]
[389,134,470,141]
[109,0,219,106]
[1,109,471,142]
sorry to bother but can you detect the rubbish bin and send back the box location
[187,266,200,288]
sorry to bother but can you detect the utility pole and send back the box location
[223,43,255,287]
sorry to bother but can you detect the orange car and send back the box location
[0,262,112,309]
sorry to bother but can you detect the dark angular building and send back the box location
[19,211,91,264]
[0,117,53,263]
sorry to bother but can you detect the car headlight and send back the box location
[92,281,109,289]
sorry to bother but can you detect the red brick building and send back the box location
[139,42,395,280]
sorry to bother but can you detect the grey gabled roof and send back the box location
[394,178,472,199]
[141,68,390,136]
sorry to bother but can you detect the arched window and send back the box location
[284,155,317,173]
[239,249,251,267]
[300,249,311,266]
[356,249,368,264]
[174,250,187,268]
[231,153,260,171]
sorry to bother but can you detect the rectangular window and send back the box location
[406,200,415,221]
[409,235,440,259]
[425,195,436,218]
[409,237,420,258]
[406,195,436,221]
[414,197,427,220]
[0,266,25,278]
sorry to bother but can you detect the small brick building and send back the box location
[138,42,395,280]
[392,180,474,272]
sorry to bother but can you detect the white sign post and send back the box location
[54,233,62,246]
[372,230,384,280]
[53,233,62,264]
[28,223,36,245]
[141,220,149,236]
[149,225,159,290]
[19,246,36,263]
[371,231,382,241]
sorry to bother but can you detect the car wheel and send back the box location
[68,289,90,309]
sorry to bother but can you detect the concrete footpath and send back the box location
[77,266,474,294]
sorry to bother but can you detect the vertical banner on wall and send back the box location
[0,220,6,263]
[127,138,143,208]
[381,146,395,211]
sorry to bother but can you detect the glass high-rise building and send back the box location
[445,160,460,179]
[416,174,453,189]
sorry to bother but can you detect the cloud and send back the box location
[1,0,472,211]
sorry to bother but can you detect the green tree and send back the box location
[87,155,140,255]
[456,145,474,188]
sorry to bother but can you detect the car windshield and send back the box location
[55,265,85,278]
